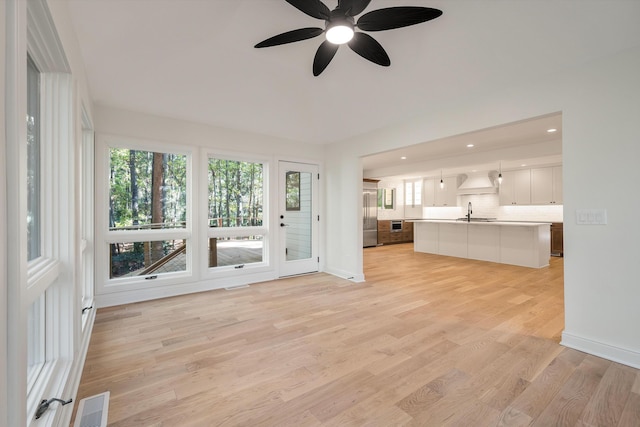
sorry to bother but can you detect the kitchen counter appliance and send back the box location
[363,181,378,247]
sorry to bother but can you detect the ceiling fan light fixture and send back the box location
[326,23,354,44]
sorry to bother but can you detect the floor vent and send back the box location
[73,391,109,427]
[225,284,250,290]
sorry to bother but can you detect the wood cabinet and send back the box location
[531,166,563,205]
[499,169,531,205]
[550,222,563,256]
[377,220,413,245]
[424,177,458,207]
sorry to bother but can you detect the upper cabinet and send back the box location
[531,166,563,205]
[424,177,458,207]
[499,169,531,205]
[499,166,563,206]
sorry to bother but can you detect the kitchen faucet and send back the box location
[467,202,472,222]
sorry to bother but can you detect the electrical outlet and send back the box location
[576,209,607,225]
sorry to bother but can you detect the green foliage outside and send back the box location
[109,148,187,230]
[208,158,264,227]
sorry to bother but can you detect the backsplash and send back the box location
[374,180,563,222]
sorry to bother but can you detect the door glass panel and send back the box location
[109,239,187,278]
[208,236,263,268]
[285,171,312,261]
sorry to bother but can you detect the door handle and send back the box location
[280,223,289,227]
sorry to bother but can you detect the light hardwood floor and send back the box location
[73,244,640,426]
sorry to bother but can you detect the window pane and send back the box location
[208,159,263,227]
[405,182,413,206]
[286,171,300,211]
[414,180,422,205]
[109,239,187,278]
[27,56,41,261]
[208,236,264,268]
[27,294,45,389]
[109,149,187,231]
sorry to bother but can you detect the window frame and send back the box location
[80,108,95,330]
[22,0,76,420]
[95,136,195,294]
[201,150,271,277]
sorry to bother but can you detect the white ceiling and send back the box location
[66,0,640,172]
[362,112,563,179]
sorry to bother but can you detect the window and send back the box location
[26,56,41,262]
[208,158,263,227]
[26,55,45,390]
[109,148,187,231]
[5,0,88,423]
[80,113,95,329]
[207,157,267,269]
[26,295,45,391]
[106,147,189,280]
[405,179,422,208]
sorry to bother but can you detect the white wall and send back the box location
[324,46,640,368]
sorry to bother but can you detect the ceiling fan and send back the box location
[254,0,443,76]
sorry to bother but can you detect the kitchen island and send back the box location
[409,220,551,268]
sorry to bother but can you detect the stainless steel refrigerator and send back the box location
[363,182,378,247]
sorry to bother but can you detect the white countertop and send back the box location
[408,219,551,227]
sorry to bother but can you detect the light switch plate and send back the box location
[576,209,607,225]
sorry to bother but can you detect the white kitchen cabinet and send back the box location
[467,224,500,262]
[499,169,531,205]
[436,176,458,207]
[414,221,438,254]
[531,166,562,205]
[423,178,436,207]
[412,220,550,268]
[424,177,458,207]
[438,223,467,258]
[500,225,550,268]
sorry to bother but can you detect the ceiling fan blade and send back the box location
[313,41,340,76]
[255,28,324,48]
[356,7,443,31]
[338,0,371,16]
[285,0,331,20]
[348,32,390,67]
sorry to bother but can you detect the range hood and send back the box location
[457,172,497,195]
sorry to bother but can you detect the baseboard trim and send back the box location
[96,271,278,308]
[561,331,640,369]
[323,267,365,283]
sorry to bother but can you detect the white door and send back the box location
[279,161,319,276]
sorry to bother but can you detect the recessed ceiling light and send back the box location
[521,164,527,167]
[471,169,477,172]
[466,144,474,148]
[547,128,557,133]
[400,156,407,160]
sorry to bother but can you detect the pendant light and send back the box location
[440,170,444,189]
[498,162,503,185]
